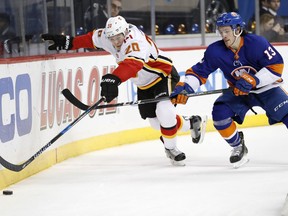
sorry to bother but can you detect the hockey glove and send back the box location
[41,34,74,50]
[3,35,32,54]
[233,72,259,96]
[3,39,12,54]
[170,82,194,104]
[100,74,121,103]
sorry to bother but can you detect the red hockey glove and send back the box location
[233,72,259,96]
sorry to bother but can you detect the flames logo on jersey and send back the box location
[231,66,258,80]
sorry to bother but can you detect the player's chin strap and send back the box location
[229,28,242,49]
[62,88,230,111]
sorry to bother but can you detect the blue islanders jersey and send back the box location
[187,33,284,93]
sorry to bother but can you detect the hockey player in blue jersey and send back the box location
[170,12,288,168]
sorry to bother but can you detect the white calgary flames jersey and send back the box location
[91,24,173,89]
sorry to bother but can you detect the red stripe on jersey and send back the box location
[72,31,95,50]
[161,125,178,139]
[145,60,172,76]
[176,115,183,130]
[112,58,144,82]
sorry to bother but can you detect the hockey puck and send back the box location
[3,190,13,195]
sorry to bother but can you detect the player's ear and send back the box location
[236,26,242,34]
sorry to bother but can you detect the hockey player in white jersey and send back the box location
[42,16,207,166]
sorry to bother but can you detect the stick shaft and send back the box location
[62,88,229,111]
[0,97,105,172]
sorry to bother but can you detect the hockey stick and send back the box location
[0,97,105,172]
[62,88,230,111]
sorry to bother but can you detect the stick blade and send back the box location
[0,156,26,172]
[62,89,89,110]
[281,194,288,216]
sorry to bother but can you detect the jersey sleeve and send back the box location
[256,37,284,77]
[71,29,106,50]
[91,29,106,49]
[184,44,220,90]
[253,37,284,87]
[112,58,144,82]
[71,31,95,50]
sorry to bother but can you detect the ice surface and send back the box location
[1,125,288,216]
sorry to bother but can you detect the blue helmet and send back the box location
[216,12,245,30]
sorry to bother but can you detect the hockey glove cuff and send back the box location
[234,72,259,96]
[170,82,194,104]
[100,74,121,103]
[41,34,74,50]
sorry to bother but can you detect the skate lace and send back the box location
[191,116,201,128]
[167,148,182,157]
[231,145,243,156]
[190,116,202,138]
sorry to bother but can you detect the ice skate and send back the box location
[160,136,186,166]
[165,147,186,166]
[184,115,207,144]
[230,131,249,169]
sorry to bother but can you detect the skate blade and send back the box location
[197,115,208,144]
[232,155,249,169]
[281,193,288,216]
[170,159,186,166]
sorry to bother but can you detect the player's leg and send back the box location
[179,115,207,144]
[168,66,207,144]
[260,87,288,129]
[156,100,186,165]
[212,92,250,168]
[282,114,288,128]
[137,82,185,166]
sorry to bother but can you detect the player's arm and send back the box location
[234,43,284,96]
[233,64,284,96]
[71,31,95,49]
[112,37,146,82]
[41,31,98,51]
[255,65,284,89]
[100,56,144,103]
[170,45,217,104]
[170,67,207,104]
[112,57,144,82]
[170,49,212,105]
[255,40,284,87]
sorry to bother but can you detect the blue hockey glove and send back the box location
[234,72,259,96]
[170,82,194,104]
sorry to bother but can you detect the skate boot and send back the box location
[230,131,249,168]
[184,115,207,144]
[160,136,186,166]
